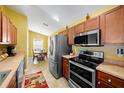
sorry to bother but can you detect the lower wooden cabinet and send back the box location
[63,57,69,80]
[96,79,113,88]
[96,70,124,88]
[7,73,16,88]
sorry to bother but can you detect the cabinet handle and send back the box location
[98,81,101,84]
[108,79,112,83]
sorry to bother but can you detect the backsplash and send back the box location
[72,45,124,62]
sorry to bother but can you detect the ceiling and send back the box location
[7,5,107,36]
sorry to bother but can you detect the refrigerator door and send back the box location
[49,59,59,78]
[49,36,57,60]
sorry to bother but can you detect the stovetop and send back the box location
[70,51,104,69]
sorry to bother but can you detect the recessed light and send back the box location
[53,16,59,22]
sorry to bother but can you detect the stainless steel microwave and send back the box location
[74,29,101,46]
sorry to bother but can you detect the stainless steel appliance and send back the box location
[49,35,70,79]
[68,50,104,88]
[74,29,101,46]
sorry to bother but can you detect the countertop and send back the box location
[62,55,77,59]
[0,52,25,88]
[96,59,124,80]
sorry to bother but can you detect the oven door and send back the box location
[68,61,96,88]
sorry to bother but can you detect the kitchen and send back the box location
[0,5,124,89]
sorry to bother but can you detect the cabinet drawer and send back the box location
[97,71,124,87]
[96,79,113,88]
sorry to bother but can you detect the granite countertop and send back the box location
[0,52,25,88]
[62,55,77,59]
[96,59,124,80]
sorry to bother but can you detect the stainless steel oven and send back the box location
[68,61,96,88]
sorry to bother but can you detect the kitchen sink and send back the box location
[0,70,11,86]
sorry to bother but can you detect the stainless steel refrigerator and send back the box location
[48,35,70,79]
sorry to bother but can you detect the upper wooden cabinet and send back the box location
[75,22,85,34]
[100,14,105,44]
[58,30,68,36]
[68,27,75,45]
[0,12,2,42]
[1,12,8,43]
[0,12,17,45]
[85,16,100,31]
[103,6,124,44]
[9,23,17,44]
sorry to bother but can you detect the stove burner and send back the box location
[70,54,103,69]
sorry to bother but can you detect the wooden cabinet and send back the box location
[101,6,124,44]
[0,12,17,45]
[58,30,68,36]
[85,16,100,31]
[100,14,105,44]
[7,73,16,88]
[96,79,113,88]
[1,12,8,43]
[68,27,75,45]
[10,23,17,44]
[63,57,69,80]
[96,70,124,88]
[75,22,85,34]
[0,12,2,42]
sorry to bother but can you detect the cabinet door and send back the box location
[0,12,2,42]
[13,25,17,44]
[7,20,12,44]
[105,6,124,44]
[85,16,100,31]
[75,22,85,34]
[63,58,69,80]
[68,27,75,45]
[100,14,105,45]
[9,24,17,45]
[1,12,8,43]
[58,30,67,36]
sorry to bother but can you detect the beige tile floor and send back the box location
[25,58,69,88]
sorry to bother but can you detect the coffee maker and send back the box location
[7,46,16,56]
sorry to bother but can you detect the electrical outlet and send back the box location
[117,49,123,57]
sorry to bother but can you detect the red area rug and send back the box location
[24,71,49,88]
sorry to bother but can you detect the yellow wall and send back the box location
[29,31,48,57]
[53,5,124,62]
[0,6,28,60]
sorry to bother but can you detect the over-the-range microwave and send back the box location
[74,29,101,46]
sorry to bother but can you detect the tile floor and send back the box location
[25,58,69,88]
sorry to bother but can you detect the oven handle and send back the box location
[69,60,95,72]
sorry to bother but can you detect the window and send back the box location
[33,39,43,50]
